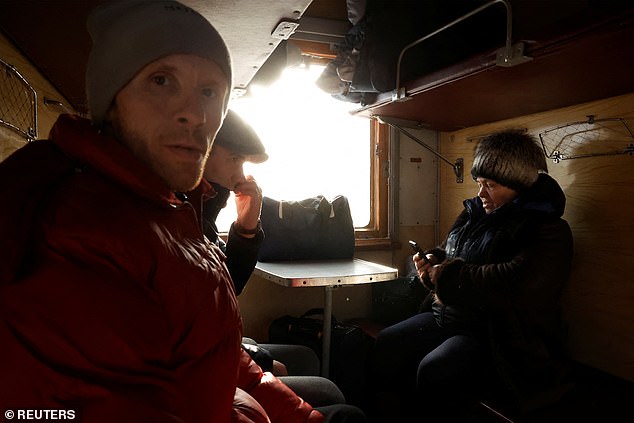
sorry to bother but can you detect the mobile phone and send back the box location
[409,240,433,288]
[408,240,430,264]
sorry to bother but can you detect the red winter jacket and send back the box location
[0,115,322,423]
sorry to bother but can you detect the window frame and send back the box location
[354,119,391,249]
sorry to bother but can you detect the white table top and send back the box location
[254,258,398,287]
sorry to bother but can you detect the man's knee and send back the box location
[316,404,367,423]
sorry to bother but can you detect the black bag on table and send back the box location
[268,308,373,407]
[258,195,355,261]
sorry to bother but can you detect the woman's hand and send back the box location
[413,253,438,290]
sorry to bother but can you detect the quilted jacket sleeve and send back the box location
[237,350,324,423]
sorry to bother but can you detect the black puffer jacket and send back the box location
[425,173,574,412]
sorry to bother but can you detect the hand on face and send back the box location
[234,175,262,231]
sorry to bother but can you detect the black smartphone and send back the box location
[408,240,430,264]
[409,240,433,287]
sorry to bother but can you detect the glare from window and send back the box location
[214,64,371,232]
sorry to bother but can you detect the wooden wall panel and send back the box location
[0,127,27,162]
[439,92,634,381]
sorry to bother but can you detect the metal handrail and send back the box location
[377,116,464,183]
[393,0,516,100]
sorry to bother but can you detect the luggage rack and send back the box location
[539,115,634,163]
[0,58,37,141]
[392,0,531,102]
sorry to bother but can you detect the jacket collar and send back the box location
[465,173,566,219]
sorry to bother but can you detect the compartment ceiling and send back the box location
[1,0,633,131]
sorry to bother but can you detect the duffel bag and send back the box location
[258,195,355,261]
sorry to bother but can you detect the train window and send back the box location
[215,64,389,243]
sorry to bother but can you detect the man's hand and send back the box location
[234,175,262,236]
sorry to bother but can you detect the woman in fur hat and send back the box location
[368,129,573,422]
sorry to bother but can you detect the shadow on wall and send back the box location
[0,127,28,162]
[556,146,634,380]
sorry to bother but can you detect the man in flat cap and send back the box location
[203,109,268,296]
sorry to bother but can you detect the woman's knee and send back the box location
[416,335,484,390]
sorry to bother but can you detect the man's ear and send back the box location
[99,102,118,135]
[103,95,119,122]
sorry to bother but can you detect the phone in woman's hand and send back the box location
[409,240,434,288]
[408,240,430,264]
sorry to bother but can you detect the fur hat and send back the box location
[471,129,548,190]
[86,0,232,126]
[214,110,268,163]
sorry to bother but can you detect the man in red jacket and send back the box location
[0,1,322,422]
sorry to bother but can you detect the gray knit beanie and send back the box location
[86,0,232,126]
[471,129,548,191]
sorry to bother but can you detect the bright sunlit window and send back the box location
[215,64,371,232]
